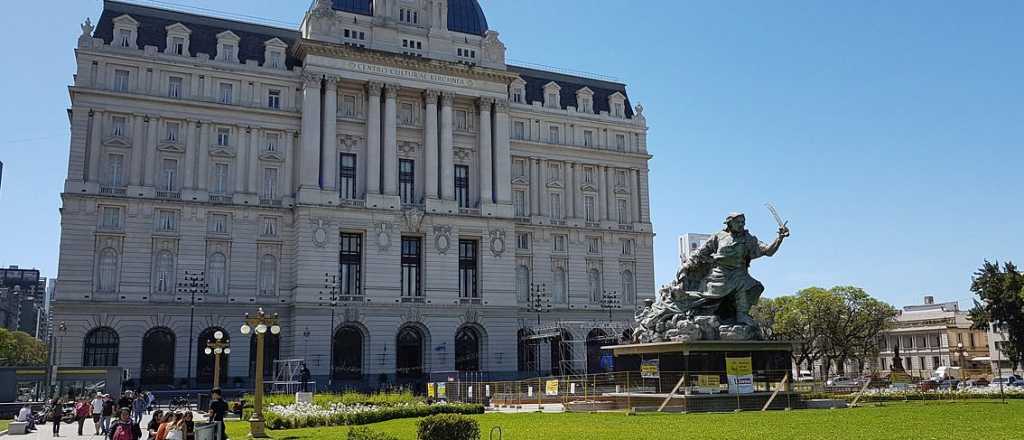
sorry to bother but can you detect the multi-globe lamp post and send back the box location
[240,308,281,438]
[203,330,231,390]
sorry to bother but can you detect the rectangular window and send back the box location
[584,196,597,222]
[221,44,236,62]
[547,163,561,182]
[549,126,559,144]
[549,192,562,219]
[455,110,469,131]
[616,170,628,187]
[266,133,280,152]
[340,233,363,298]
[168,76,183,98]
[616,134,627,151]
[160,159,177,192]
[584,130,594,147]
[512,190,527,217]
[208,214,228,234]
[267,89,281,109]
[547,93,558,108]
[401,237,422,298]
[617,199,629,224]
[399,102,414,125]
[217,128,231,147]
[516,233,530,250]
[399,159,416,205]
[262,168,278,199]
[341,95,357,117]
[118,29,132,47]
[107,154,124,187]
[512,88,523,103]
[219,83,233,104]
[553,235,568,253]
[101,207,122,229]
[166,122,180,142]
[339,154,357,199]
[111,116,127,137]
[621,239,635,256]
[261,217,278,237]
[212,163,229,195]
[113,70,130,92]
[171,37,185,55]
[455,165,470,208]
[459,240,479,299]
[512,159,526,178]
[513,121,525,140]
[269,51,283,69]
[157,210,177,232]
[588,237,601,254]
[584,167,595,184]
[614,103,624,117]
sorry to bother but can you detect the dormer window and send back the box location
[609,92,627,118]
[118,30,132,47]
[164,23,191,56]
[216,31,241,63]
[112,15,139,49]
[543,82,562,109]
[263,38,288,69]
[269,52,282,69]
[576,87,595,114]
[510,78,526,104]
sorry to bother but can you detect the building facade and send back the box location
[876,296,990,378]
[677,233,711,267]
[52,0,654,387]
[0,266,48,338]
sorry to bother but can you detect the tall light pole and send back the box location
[49,321,67,398]
[956,342,968,380]
[240,308,280,439]
[203,331,230,390]
[177,271,208,387]
[319,274,339,387]
[527,283,551,325]
[600,290,621,321]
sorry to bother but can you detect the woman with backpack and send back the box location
[107,409,142,440]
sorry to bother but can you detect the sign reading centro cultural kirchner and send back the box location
[53,0,653,388]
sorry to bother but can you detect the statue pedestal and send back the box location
[596,340,799,412]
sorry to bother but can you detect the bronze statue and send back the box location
[632,211,790,342]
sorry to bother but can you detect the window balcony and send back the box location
[156,191,181,200]
[209,194,233,204]
[459,298,482,305]
[260,198,283,207]
[100,186,128,196]
[401,297,426,304]
[339,199,366,208]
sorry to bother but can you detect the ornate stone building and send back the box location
[53,0,653,387]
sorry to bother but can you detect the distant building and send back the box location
[678,233,711,267]
[0,266,48,338]
[985,325,1018,377]
[876,296,990,378]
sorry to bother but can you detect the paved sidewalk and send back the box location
[10,411,210,440]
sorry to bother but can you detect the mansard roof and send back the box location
[331,0,489,36]
[508,65,634,117]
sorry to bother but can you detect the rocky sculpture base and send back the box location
[634,314,760,344]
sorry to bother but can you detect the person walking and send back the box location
[107,409,142,440]
[75,398,92,436]
[91,393,105,435]
[131,395,146,425]
[50,398,64,437]
[101,395,116,435]
[207,389,228,440]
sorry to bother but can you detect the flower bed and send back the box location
[804,386,1024,403]
[250,391,423,408]
[264,402,485,430]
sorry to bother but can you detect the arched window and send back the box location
[515,266,530,302]
[248,333,280,378]
[98,248,120,292]
[588,269,602,303]
[141,327,175,385]
[258,255,277,296]
[83,327,119,367]
[552,268,567,304]
[333,326,363,380]
[396,326,424,378]
[208,253,227,295]
[455,326,482,372]
[197,327,229,385]
[586,329,612,374]
[621,270,635,305]
[154,250,175,294]
[517,329,537,373]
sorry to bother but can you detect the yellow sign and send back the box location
[640,359,660,379]
[545,380,559,396]
[696,375,721,394]
[437,382,447,398]
[726,357,753,376]
[427,383,436,398]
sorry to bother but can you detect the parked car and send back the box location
[937,379,960,391]
[796,370,815,382]
[888,383,915,392]
[917,379,940,391]
[932,366,962,380]
[958,379,989,389]
[990,376,1023,389]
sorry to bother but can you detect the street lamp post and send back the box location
[240,308,280,439]
[319,274,339,387]
[600,290,621,321]
[49,321,67,398]
[178,271,209,387]
[527,283,551,325]
[956,342,968,380]
[203,330,231,390]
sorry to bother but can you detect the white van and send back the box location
[933,366,962,380]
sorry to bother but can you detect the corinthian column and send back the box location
[478,97,494,205]
[321,76,338,191]
[440,92,455,201]
[87,110,103,183]
[366,81,383,195]
[197,122,209,191]
[299,74,322,190]
[424,90,439,200]
[493,99,512,204]
[129,114,145,186]
[383,84,399,196]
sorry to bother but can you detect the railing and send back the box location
[260,198,283,207]
[339,199,366,208]
[157,191,182,200]
[401,297,426,304]
[209,195,232,203]
[100,186,127,196]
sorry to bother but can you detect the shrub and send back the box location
[348,427,399,440]
[416,414,479,440]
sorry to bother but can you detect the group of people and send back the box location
[145,410,194,440]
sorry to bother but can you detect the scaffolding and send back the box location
[270,358,306,394]
[526,320,630,377]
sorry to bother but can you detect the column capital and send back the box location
[324,75,339,87]
[367,81,384,96]
[302,73,322,88]
[441,91,456,106]
[494,98,510,113]
[424,89,440,104]
[478,96,495,109]
[384,83,400,99]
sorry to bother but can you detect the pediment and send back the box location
[157,141,185,153]
[546,180,563,190]
[113,15,139,27]
[511,176,530,186]
[216,30,241,42]
[165,23,192,35]
[579,184,598,193]
[576,87,594,97]
[543,81,561,91]
[609,91,626,101]
[259,151,285,162]
[209,147,236,158]
[265,37,288,48]
[614,186,631,195]
[103,136,132,148]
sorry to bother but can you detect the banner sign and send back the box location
[726,357,754,394]
[437,382,447,398]
[696,375,721,394]
[427,383,436,398]
[640,359,660,379]
[545,380,559,396]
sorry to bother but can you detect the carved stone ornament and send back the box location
[403,208,425,233]
[488,230,507,257]
[342,307,363,323]
[460,309,479,325]
[454,147,473,162]
[433,225,453,255]
[80,18,94,38]
[311,218,329,248]
[482,31,506,64]
[376,222,394,252]
[398,141,419,158]
[312,0,334,18]
[401,308,423,324]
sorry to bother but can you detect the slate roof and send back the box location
[94,0,303,69]
[508,65,634,118]
[331,0,488,36]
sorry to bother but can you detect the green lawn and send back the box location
[226,400,1021,440]
[0,420,9,432]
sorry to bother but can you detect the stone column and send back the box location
[182,120,197,189]
[249,128,260,194]
[538,159,548,217]
[321,77,338,191]
[639,169,651,223]
[440,92,455,201]
[478,97,493,205]
[383,84,399,196]
[299,74,322,190]
[87,110,103,183]
[144,117,159,187]
[236,128,249,194]
[596,165,607,221]
[493,99,512,204]
[197,122,210,191]
[129,114,145,186]
[530,158,540,215]
[631,169,641,223]
[568,162,577,218]
[283,131,294,196]
[366,81,383,195]
[424,90,440,200]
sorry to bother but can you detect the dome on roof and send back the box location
[331,0,488,36]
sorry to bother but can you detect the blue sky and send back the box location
[1,0,1021,309]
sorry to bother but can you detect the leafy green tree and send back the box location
[968,261,1024,372]
[818,286,898,375]
[0,328,48,366]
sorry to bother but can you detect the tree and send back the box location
[752,288,835,373]
[968,261,1024,372]
[0,328,48,366]
[817,286,897,376]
